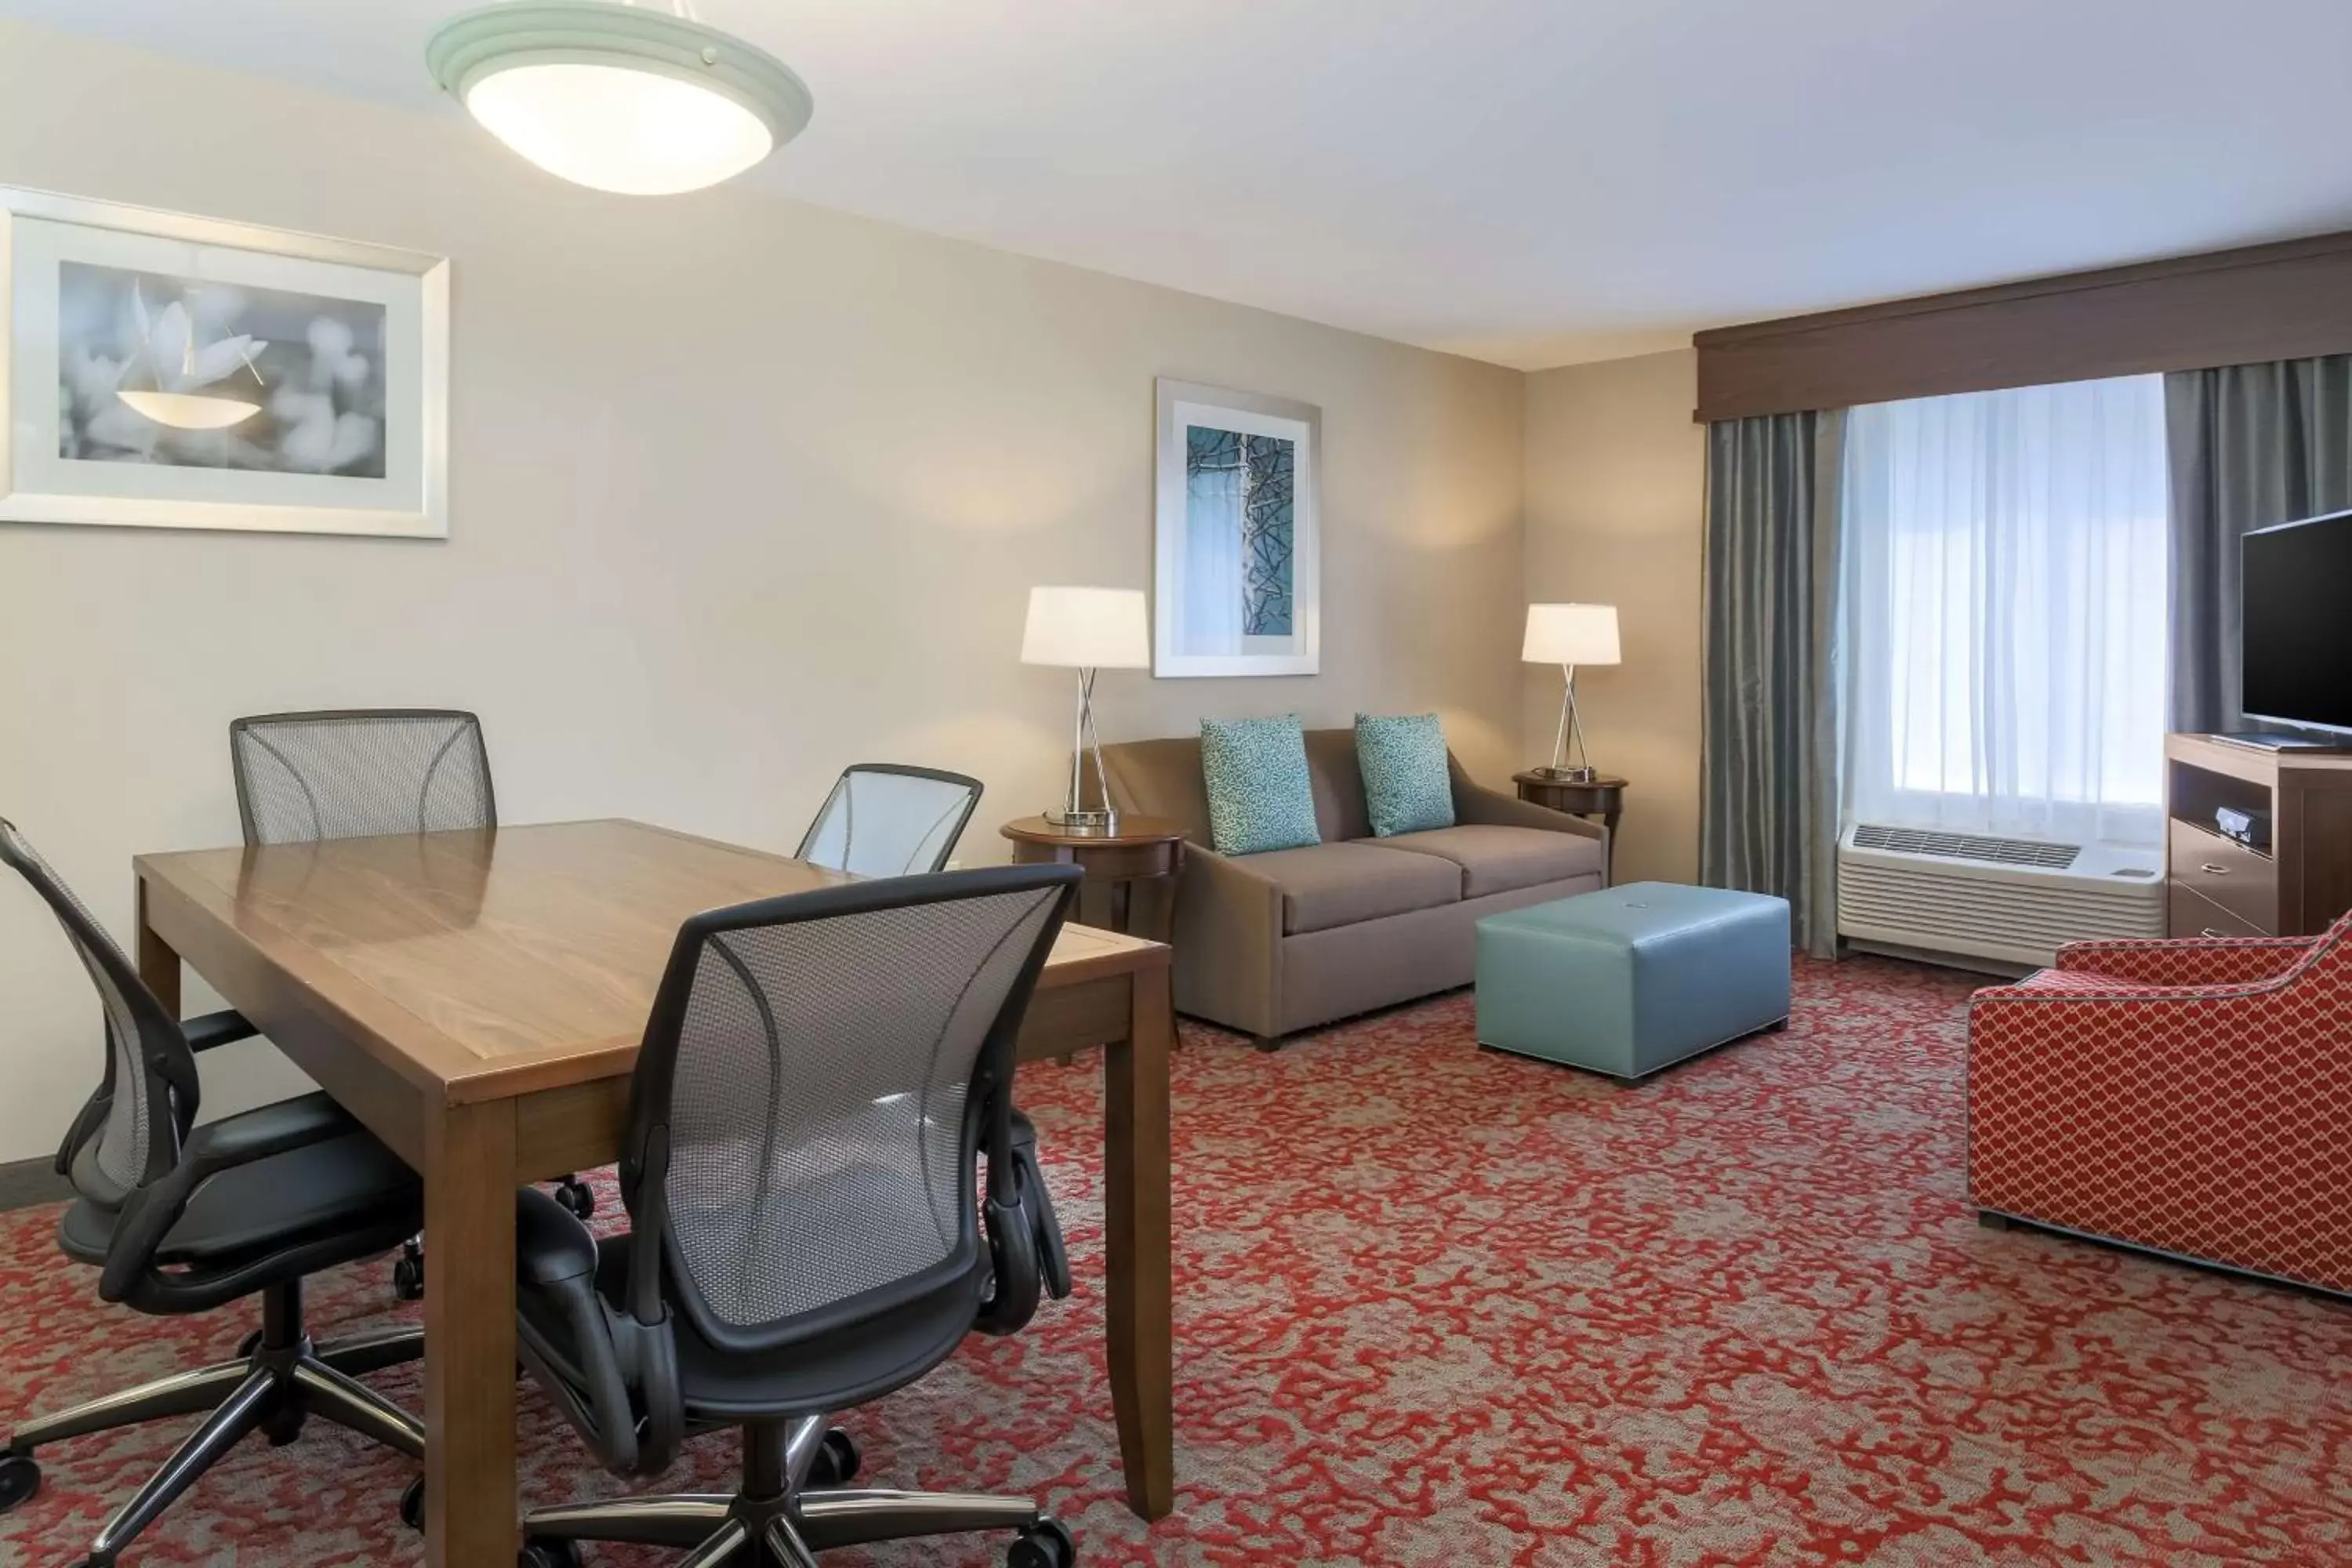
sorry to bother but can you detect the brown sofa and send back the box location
[1098,728,1607,1047]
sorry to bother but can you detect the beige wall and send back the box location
[1522,349,1706,884]
[0,24,1526,1163]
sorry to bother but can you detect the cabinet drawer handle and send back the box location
[2198,862,2230,876]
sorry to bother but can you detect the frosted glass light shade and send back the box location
[427,2,813,197]
[463,64,773,195]
[1523,603,1621,666]
[1022,587,1151,670]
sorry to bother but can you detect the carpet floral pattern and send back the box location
[4,956,2350,1566]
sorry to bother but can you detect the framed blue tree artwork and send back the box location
[1153,379,1321,677]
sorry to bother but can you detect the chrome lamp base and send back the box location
[1047,667,1120,836]
[1541,664,1606,782]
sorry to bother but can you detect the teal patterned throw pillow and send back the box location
[1355,713,1456,837]
[1200,716,1322,856]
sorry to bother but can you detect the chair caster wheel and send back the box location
[261,1406,306,1447]
[238,1328,263,1359]
[400,1476,425,1533]
[521,1540,582,1568]
[394,1242,426,1301]
[1008,1517,1076,1568]
[809,1427,860,1487]
[0,1452,42,1512]
[555,1178,596,1221]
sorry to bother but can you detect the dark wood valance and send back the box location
[1693,230,2352,423]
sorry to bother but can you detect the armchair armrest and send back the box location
[1972,964,2303,1010]
[2054,935,2314,987]
[1170,845,1287,1037]
[100,1091,356,1302]
[1449,763,1605,840]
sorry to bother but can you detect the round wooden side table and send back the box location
[1513,771,1627,882]
[999,815,1187,941]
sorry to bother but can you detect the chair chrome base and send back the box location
[0,1279,423,1565]
[524,1415,1075,1567]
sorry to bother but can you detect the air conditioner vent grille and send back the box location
[1849,823,2079,870]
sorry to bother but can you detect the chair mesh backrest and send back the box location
[653,878,1063,1337]
[0,818,184,1196]
[231,710,495,845]
[796,766,982,878]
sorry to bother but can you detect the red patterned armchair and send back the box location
[1968,913,2352,1294]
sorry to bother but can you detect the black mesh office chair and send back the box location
[230,709,595,1301]
[792,760,1068,1468]
[795,762,985,878]
[492,864,1085,1568]
[0,818,426,1563]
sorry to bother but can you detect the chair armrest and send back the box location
[1449,765,1605,840]
[100,1092,355,1301]
[977,1106,1069,1336]
[517,1182,600,1287]
[2054,935,2313,987]
[1169,846,1286,1036]
[183,1009,260,1053]
[510,1188,684,1479]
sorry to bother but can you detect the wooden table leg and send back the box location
[424,1098,520,1567]
[1101,962,1174,1520]
[136,876,181,1016]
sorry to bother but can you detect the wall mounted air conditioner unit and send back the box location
[1836,822,2165,971]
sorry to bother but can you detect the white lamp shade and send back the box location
[1021,586,1151,670]
[1523,603,1621,666]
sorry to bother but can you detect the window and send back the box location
[1841,375,2170,848]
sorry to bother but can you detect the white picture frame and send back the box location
[1154,377,1321,677]
[0,186,449,539]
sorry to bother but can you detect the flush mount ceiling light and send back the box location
[426,1,813,196]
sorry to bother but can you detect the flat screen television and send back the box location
[2242,506,2352,735]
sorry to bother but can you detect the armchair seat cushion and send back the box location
[1378,824,1603,898]
[1237,840,1464,935]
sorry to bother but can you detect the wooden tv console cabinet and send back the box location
[2165,734,2352,938]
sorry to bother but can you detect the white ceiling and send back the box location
[10,0,2352,369]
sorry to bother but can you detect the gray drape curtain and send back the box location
[2165,354,2352,732]
[1700,409,1846,960]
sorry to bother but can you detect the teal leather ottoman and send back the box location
[1475,882,1791,1078]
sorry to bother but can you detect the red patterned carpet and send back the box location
[5,956,2352,1566]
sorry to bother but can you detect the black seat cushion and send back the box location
[517,1218,983,1425]
[60,1112,420,1272]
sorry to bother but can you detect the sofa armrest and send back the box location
[1169,845,1286,1038]
[1450,768,1604,841]
[2053,935,2313,986]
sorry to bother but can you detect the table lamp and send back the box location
[1523,603,1621,782]
[1022,586,1151,832]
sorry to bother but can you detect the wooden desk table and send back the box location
[132,819,1175,1566]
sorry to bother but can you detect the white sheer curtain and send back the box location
[1841,374,2171,848]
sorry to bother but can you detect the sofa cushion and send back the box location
[1236,840,1464,935]
[1200,716,1323,857]
[1355,713,1457,837]
[1377,825,1603,899]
